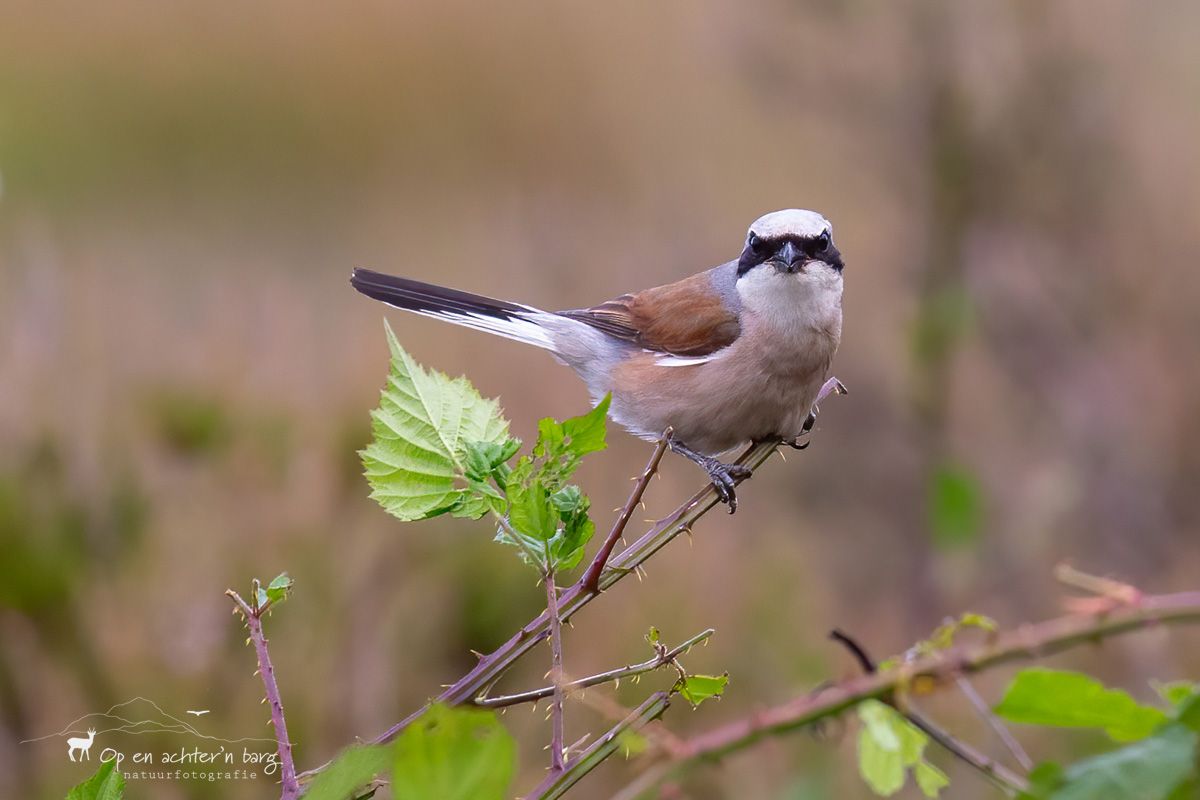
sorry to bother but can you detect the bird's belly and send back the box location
[607,334,834,454]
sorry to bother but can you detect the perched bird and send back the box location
[351,209,843,511]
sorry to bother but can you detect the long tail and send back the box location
[349,268,557,350]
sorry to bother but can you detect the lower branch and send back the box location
[544,570,566,774]
[623,588,1200,793]
[228,589,300,800]
[527,692,671,800]
[473,628,714,709]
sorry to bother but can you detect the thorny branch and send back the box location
[544,570,567,774]
[581,430,671,593]
[227,585,301,800]
[473,628,715,709]
[617,588,1200,797]
[526,692,672,800]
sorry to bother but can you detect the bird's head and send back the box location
[736,209,843,280]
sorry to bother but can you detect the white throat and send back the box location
[735,268,842,335]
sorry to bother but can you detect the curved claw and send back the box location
[706,461,752,514]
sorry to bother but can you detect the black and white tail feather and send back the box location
[350,269,558,351]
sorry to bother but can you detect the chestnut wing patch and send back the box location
[558,273,740,357]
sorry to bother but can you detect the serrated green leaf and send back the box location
[303,743,391,800]
[67,759,125,800]
[361,323,512,522]
[530,395,610,489]
[646,626,660,645]
[545,485,594,571]
[677,673,728,707]
[914,761,949,798]
[561,393,610,458]
[995,668,1168,742]
[463,439,520,484]
[1051,723,1197,800]
[506,476,558,544]
[391,704,515,800]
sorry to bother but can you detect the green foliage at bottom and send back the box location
[303,704,515,800]
[66,760,124,800]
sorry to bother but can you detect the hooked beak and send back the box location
[771,241,806,274]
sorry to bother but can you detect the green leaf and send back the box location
[1175,691,1200,732]
[67,759,125,800]
[676,673,729,707]
[1153,680,1199,709]
[546,485,595,571]
[267,572,293,605]
[995,668,1168,742]
[506,475,559,543]
[1051,723,1197,800]
[361,322,512,522]
[302,744,391,800]
[856,701,947,798]
[1019,762,1065,800]
[529,395,610,489]
[927,464,983,549]
[561,393,610,458]
[391,704,515,800]
[858,722,906,796]
[914,761,949,798]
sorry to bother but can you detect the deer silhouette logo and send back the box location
[67,729,96,762]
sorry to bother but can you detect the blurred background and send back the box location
[2,1,1199,797]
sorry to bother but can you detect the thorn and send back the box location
[470,650,485,660]
[261,697,268,705]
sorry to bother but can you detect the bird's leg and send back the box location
[668,437,753,514]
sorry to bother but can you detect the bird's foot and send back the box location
[705,460,753,512]
[668,438,752,513]
[786,377,848,450]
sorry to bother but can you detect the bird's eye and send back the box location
[817,231,832,251]
[748,233,765,252]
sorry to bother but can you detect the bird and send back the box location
[350,209,843,512]
[186,709,210,716]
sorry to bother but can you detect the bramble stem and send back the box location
[227,589,300,800]
[582,430,671,593]
[474,628,714,709]
[545,570,566,774]
[527,692,671,800]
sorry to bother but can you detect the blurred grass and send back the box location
[2,2,1200,799]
